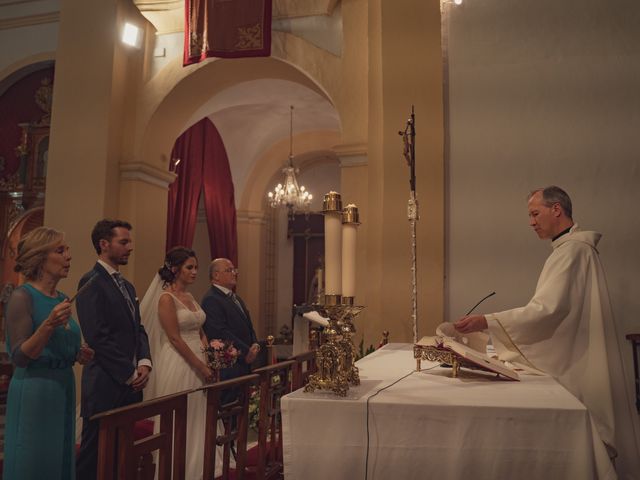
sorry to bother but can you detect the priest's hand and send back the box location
[454,314,488,333]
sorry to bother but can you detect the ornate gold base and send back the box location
[305,341,349,397]
[305,303,364,396]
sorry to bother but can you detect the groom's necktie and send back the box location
[228,292,247,318]
[113,272,135,319]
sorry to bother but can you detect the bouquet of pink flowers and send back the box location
[203,339,239,370]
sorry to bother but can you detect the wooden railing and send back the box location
[247,360,295,480]
[90,354,318,480]
[289,351,316,391]
[92,391,188,480]
[199,374,259,480]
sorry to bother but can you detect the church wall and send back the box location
[119,175,173,291]
[445,0,640,385]
[0,5,60,80]
[366,0,445,345]
[0,23,58,79]
[327,0,367,147]
[44,0,154,284]
[340,159,369,338]
[236,210,267,336]
[188,201,213,304]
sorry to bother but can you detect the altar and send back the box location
[282,343,611,480]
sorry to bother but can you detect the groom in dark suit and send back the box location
[76,219,152,480]
[201,258,260,386]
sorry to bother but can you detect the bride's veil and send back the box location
[140,273,166,400]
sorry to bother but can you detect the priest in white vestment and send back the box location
[455,186,640,480]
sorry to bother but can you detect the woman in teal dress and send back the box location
[3,227,94,480]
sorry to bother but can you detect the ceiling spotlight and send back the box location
[122,23,142,48]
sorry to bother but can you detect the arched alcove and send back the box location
[139,56,344,339]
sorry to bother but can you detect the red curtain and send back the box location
[202,125,238,265]
[166,118,238,265]
[184,0,272,66]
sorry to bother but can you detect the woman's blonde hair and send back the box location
[14,227,65,281]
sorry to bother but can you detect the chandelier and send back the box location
[267,105,312,216]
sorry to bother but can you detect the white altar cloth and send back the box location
[282,343,611,480]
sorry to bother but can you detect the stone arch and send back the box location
[0,53,55,92]
[137,56,339,171]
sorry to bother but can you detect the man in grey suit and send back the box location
[201,258,260,385]
[76,219,152,480]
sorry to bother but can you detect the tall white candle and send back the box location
[324,211,342,295]
[342,223,357,297]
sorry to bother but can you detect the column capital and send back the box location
[332,143,368,167]
[237,209,268,225]
[120,162,177,189]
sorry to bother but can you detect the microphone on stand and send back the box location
[464,291,496,316]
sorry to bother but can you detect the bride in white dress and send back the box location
[140,247,224,479]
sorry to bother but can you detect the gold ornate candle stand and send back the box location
[337,299,364,387]
[304,295,365,397]
[305,299,348,396]
[305,192,365,396]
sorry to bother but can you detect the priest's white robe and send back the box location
[486,225,640,480]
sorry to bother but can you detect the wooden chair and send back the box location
[289,351,316,391]
[92,390,189,480]
[245,360,295,480]
[200,373,259,480]
[626,333,640,412]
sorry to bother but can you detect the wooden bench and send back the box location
[92,390,189,480]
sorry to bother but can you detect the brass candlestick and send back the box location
[337,303,364,386]
[304,301,365,396]
[304,194,365,396]
[337,203,361,387]
[305,302,348,396]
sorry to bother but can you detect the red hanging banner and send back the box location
[184,0,272,66]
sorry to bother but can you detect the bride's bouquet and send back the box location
[203,339,239,370]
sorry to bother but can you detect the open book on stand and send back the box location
[414,323,519,381]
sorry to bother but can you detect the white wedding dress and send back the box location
[141,275,227,479]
